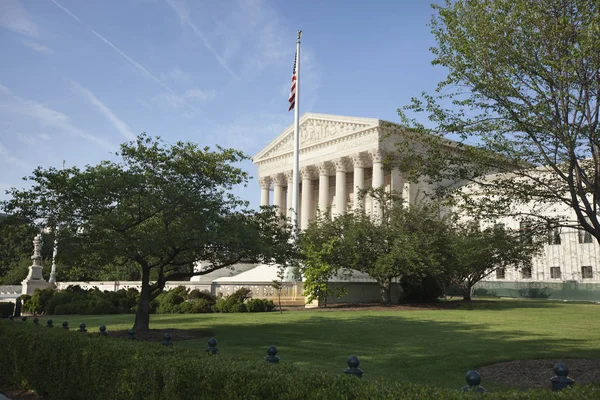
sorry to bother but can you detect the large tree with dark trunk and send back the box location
[2,134,295,330]
[398,0,600,242]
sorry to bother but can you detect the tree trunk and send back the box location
[278,290,282,314]
[133,267,152,331]
[379,279,392,304]
[462,285,473,301]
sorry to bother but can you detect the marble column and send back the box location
[285,170,293,219]
[351,153,366,211]
[370,149,385,218]
[300,167,314,230]
[333,158,348,216]
[259,177,271,207]
[317,161,331,216]
[390,168,403,194]
[272,174,285,215]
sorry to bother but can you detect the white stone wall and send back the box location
[55,281,212,293]
[462,187,600,284]
[0,285,22,301]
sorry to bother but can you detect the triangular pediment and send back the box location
[252,113,380,163]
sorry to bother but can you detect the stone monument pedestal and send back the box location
[21,234,50,296]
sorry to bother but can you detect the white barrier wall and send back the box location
[0,285,22,301]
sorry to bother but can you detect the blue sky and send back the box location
[0,0,446,209]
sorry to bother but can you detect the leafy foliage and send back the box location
[213,287,273,313]
[0,215,37,279]
[23,286,138,315]
[153,286,217,314]
[298,212,349,307]
[398,0,600,243]
[338,189,452,304]
[442,222,543,300]
[2,134,295,330]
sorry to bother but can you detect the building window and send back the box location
[579,230,593,244]
[550,267,561,279]
[522,267,532,279]
[582,266,593,279]
[520,221,532,244]
[496,268,506,279]
[547,221,561,245]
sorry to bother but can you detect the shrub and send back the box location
[189,289,217,304]
[246,298,275,313]
[25,287,56,314]
[214,297,246,313]
[229,287,252,303]
[155,286,189,314]
[1,322,600,399]
[212,288,275,313]
[188,298,213,313]
[400,274,443,302]
[0,302,14,317]
[24,286,139,315]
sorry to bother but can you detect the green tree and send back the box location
[339,189,451,304]
[298,212,349,307]
[398,0,600,241]
[2,134,294,330]
[443,222,542,301]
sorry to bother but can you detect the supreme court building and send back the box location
[252,113,600,296]
[252,113,422,228]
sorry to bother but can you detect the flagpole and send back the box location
[292,30,302,238]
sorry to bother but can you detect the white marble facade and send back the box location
[253,113,600,284]
[252,113,422,228]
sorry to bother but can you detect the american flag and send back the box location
[288,51,297,111]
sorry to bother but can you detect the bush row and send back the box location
[23,286,275,315]
[0,302,14,317]
[23,286,139,315]
[1,321,599,400]
[154,286,275,314]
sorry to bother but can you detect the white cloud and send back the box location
[185,88,216,101]
[220,0,289,75]
[169,67,192,84]
[21,40,53,54]
[70,81,137,141]
[51,0,198,113]
[0,84,114,150]
[17,133,52,146]
[0,141,34,170]
[0,0,38,38]
[165,0,236,77]
[150,92,187,110]
[0,84,12,96]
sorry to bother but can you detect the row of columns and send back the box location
[259,149,405,229]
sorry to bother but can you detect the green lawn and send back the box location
[48,299,600,389]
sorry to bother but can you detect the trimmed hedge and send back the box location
[0,301,14,317]
[2,321,600,399]
[24,286,139,315]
